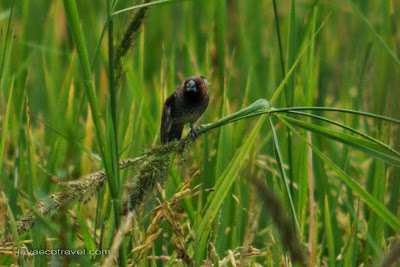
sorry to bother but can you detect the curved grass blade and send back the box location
[197,99,270,135]
[278,115,400,232]
[270,107,400,125]
[112,0,188,17]
[278,115,400,167]
[287,111,400,158]
[224,106,400,127]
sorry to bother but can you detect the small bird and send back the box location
[160,75,210,144]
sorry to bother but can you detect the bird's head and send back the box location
[179,75,209,102]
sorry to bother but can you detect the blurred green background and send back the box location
[0,0,399,265]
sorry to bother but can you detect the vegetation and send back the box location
[0,0,399,266]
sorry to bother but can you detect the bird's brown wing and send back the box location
[160,92,185,144]
[160,93,175,144]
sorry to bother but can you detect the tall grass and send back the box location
[0,0,399,266]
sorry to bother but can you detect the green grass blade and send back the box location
[62,0,120,219]
[287,111,400,158]
[62,1,124,264]
[268,116,300,233]
[107,0,120,200]
[112,0,188,17]
[365,123,390,264]
[0,0,14,83]
[269,13,330,105]
[286,0,296,106]
[272,107,400,125]
[0,78,13,172]
[345,0,400,68]
[271,0,286,82]
[279,115,400,167]
[197,99,270,135]
[214,0,226,96]
[62,0,111,166]
[26,95,45,265]
[193,114,267,264]
[76,206,97,253]
[25,95,37,199]
[2,190,21,252]
[324,194,336,266]
[278,115,400,232]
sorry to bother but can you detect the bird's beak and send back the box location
[186,80,197,92]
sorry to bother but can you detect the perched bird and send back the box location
[160,75,210,144]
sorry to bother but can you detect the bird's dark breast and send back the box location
[183,90,204,103]
[171,93,209,124]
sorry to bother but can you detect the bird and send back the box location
[160,75,210,144]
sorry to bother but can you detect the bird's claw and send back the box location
[189,127,199,139]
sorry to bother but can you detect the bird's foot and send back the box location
[189,127,199,139]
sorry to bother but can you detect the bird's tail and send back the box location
[161,124,184,145]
